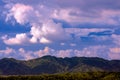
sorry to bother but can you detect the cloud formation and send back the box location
[3,33,30,45]
[3,3,70,45]
[4,0,120,25]
[0,46,120,60]
[6,3,34,24]
[0,0,120,60]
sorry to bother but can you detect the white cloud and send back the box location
[56,49,74,58]
[30,46,120,60]
[34,47,52,57]
[112,34,120,46]
[109,47,120,60]
[75,46,109,58]
[30,20,70,44]
[3,0,120,25]
[60,43,65,46]
[2,1,118,46]
[53,8,120,25]
[1,0,120,60]
[33,46,109,59]
[0,47,15,55]
[6,3,34,24]
[70,43,76,47]
[44,20,69,40]
[110,48,120,53]
[40,37,51,44]
[0,46,120,60]
[0,47,34,60]
[66,28,110,36]
[1,35,8,40]
[3,33,30,45]
[18,48,34,60]
[30,37,38,43]
[3,3,71,45]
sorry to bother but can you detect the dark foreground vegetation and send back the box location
[0,72,120,80]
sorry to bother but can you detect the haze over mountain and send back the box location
[0,56,120,75]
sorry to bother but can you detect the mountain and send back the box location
[0,56,120,75]
[0,58,30,75]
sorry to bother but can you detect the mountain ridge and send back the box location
[0,55,120,75]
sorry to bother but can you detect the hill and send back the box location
[0,56,120,75]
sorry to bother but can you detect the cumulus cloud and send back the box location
[33,46,120,60]
[18,48,34,60]
[0,42,119,60]
[2,0,120,25]
[0,47,33,60]
[2,0,120,46]
[0,47,15,55]
[1,0,120,60]
[0,47,16,59]
[32,20,70,43]
[3,33,30,45]
[3,3,71,45]
[3,0,120,25]
[1,46,120,60]
[6,3,34,24]
[39,37,51,44]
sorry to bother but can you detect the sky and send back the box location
[0,0,120,60]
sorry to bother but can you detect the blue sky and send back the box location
[0,0,120,60]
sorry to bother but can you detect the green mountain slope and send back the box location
[0,58,30,75]
[0,56,120,75]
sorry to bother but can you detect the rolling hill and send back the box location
[0,56,120,75]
